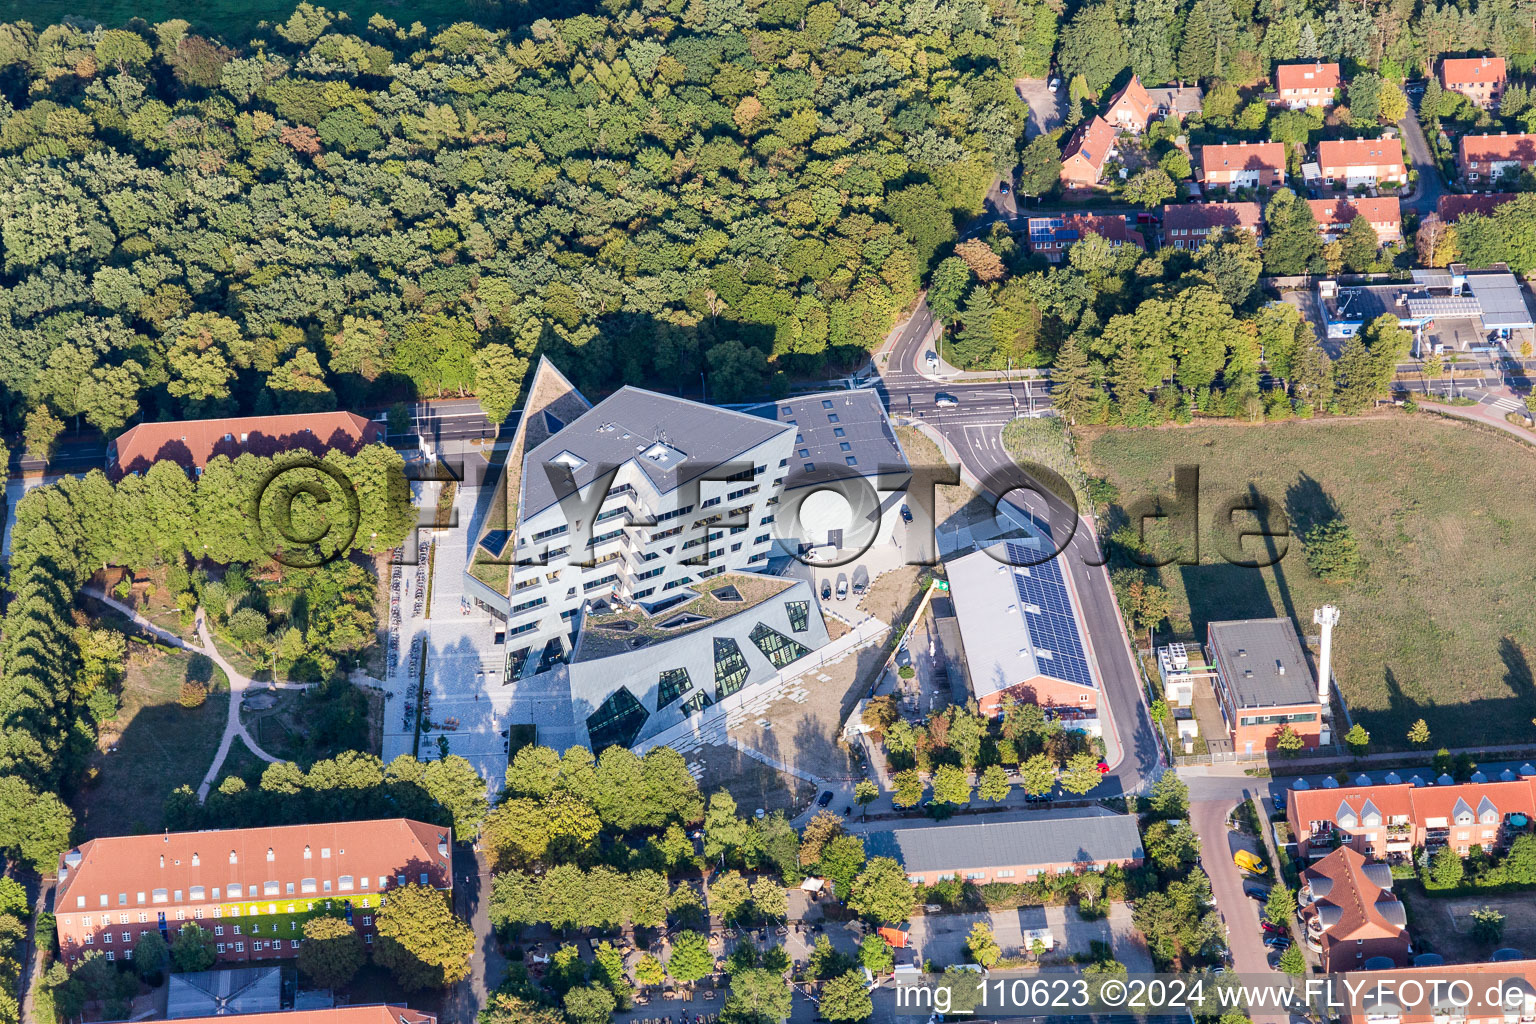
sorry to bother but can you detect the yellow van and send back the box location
[1234,849,1268,874]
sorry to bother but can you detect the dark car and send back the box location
[895,647,912,670]
[821,579,832,600]
[817,790,835,808]
[1244,884,1270,901]
[1267,951,1283,969]
[901,504,913,523]
[1264,935,1292,949]
[999,181,1011,194]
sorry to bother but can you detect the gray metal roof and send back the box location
[1404,294,1483,319]
[1207,617,1319,708]
[863,809,1144,873]
[746,389,908,488]
[1465,270,1536,328]
[520,386,790,519]
[945,545,1097,699]
[167,968,283,1018]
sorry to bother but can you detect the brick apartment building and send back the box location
[108,412,382,479]
[1200,142,1286,189]
[1208,617,1324,754]
[1287,775,1536,861]
[55,820,451,967]
[1026,213,1147,262]
[1273,62,1340,108]
[1309,196,1403,244]
[1316,138,1409,188]
[1159,201,1263,249]
[1299,846,1410,972]
[1337,961,1536,1024]
[1440,55,1507,108]
[865,809,1145,886]
[1459,133,1536,184]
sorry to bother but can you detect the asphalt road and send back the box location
[876,304,1163,799]
[1398,90,1446,217]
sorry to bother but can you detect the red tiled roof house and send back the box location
[55,820,452,968]
[1308,197,1402,244]
[1159,201,1263,249]
[1105,76,1155,133]
[1437,192,1518,222]
[1199,142,1286,189]
[1459,133,1536,185]
[1298,846,1411,972]
[1026,213,1147,261]
[1060,116,1118,189]
[1317,138,1408,187]
[1286,777,1536,862]
[1273,62,1340,108]
[1440,55,1507,108]
[108,412,383,478]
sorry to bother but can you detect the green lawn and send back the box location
[6,0,503,44]
[78,646,230,839]
[1081,414,1536,751]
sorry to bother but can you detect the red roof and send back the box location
[1301,846,1410,969]
[1340,961,1536,1024]
[108,412,382,477]
[1459,132,1536,164]
[1317,138,1406,171]
[1289,778,1536,835]
[1307,196,1401,228]
[1160,201,1262,234]
[1105,75,1154,129]
[1275,62,1341,92]
[56,819,452,913]
[1062,116,1117,176]
[1441,55,1506,86]
[1437,192,1518,221]
[1200,141,1286,174]
[173,1009,434,1024]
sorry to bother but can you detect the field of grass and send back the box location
[78,647,230,838]
[8,0,502,44]
[1081,414,1536,751]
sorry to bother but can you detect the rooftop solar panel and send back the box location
[1004,541,1095,689]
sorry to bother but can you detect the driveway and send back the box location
[1399,104,1445,216]
[1190,793,1275,978]
[1015,78,1065,140]
[907,903,1152,971]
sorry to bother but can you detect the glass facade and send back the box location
[657,667,693,709]
[785,601,809,633]
[749,622,811,669]
[713,638,751,700]
[586,687,649,750]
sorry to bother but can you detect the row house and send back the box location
[1200,141,1286,189]
[1309,196,1403,244]
[1286,776,1536,861]
[1437,191,1518,222]
[1060,116,1118,189]
[1159,201,1262,249]
[1299,847,1410,972]
[1273,62,1340,108]
[1440,55,1507,109]
[54,820,452,968]
[1316,138,1408,188]
[1460,133,1536,185]
[1026,213,1147,262]
[1337,960,1536,1024]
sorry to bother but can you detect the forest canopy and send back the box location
[0,0,1034,431]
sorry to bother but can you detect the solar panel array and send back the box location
[1004,541,1095,689]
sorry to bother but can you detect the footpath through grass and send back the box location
[1081,414,1536,751]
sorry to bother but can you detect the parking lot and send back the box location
[1015,78,1066,140]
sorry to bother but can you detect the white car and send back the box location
[1048,77,1061,92]
[935,393,958,407]
[925,350,939,369]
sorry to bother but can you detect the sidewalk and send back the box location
[1418,397,1536,446]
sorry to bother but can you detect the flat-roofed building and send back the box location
[54,820,451,968]
[1207,617,1323,755]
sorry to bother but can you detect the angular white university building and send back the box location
[463,359,908,755]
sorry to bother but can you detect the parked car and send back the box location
[852,565,869,596]
[1234,849,1268,874]
[1264,935,1292,949]
[836,573,849,599]
[901,503,914,523]
[1267,950,1283,969]
[999,180,1011,194]
[925,351,939,370]
[821,579,832,600]
[1261,921,1287,935]
[895,647,912,669]
[817,790,835,807]
[1244,883,1270,901]
[1048,77,1061,92]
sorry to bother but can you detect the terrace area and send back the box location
[576,573,798,660]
